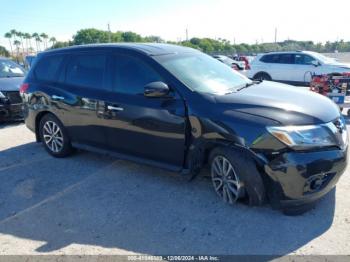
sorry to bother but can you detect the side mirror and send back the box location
[311,60,320,67]
[144,81,170,97]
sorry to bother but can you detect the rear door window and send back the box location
[112,54,162,95]
[279,54,294,64]
[65,53,107,89]
[260,54,280,63]
[34,54,64,82]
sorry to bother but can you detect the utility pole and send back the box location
[108,23,112,43]
[274,27,277,43]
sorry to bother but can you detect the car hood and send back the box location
[214,81,340,125]
[0,77,24,91]
[329,63,350,68]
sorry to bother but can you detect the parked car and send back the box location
[213,55,246,70]
[0,57,26,122]
[247,51,350,86]
[232,55,251,70]
[21,44,348,214]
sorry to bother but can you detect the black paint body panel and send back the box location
[22,44,348,209]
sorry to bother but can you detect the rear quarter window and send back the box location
[34,54,64,82]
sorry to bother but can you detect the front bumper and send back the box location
[0,103,24,122]
[263,146,348,209]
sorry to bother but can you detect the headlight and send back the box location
[267,124,337,149]
[0,91,6,99]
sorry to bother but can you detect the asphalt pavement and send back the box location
[0,121,349,256]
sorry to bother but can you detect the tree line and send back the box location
[2,28,350,59]
[50,29,350,55]
[2,29,57,60]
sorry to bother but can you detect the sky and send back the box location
[1,0,349,50]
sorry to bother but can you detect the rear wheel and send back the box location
[39,113,73,157]
[254,72,272,81]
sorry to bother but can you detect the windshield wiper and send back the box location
[236,80,262,91]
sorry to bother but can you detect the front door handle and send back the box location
[52,95,65,100]
[107,105,124,111]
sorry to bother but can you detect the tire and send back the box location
[39,113,73,158]
[253,72,272,81]
[282,203,316,216]
[209,147,265,206]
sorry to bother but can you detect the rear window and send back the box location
[34,54,64,82]
[65,54,106,89]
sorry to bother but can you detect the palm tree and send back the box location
[13,40,21,63]
[4,32,13,56]
[16,31,25,54]
[40,33,49,49]
[36,37,43,52]
[10,29,17,41]
[49,37,57,47]
[24,33,32,54]
[32,33,40,52]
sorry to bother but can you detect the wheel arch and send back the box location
[208,145,266,206]
[34,111,59,142]
[253,71,271,80]
[186,138,265,175]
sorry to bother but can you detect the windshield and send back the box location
[0,59,26,78]
[156,52,251,95]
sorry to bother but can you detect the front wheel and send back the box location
[253,72,272,81]
[210,154,244,204]
[39,113,73,158]
[209,147,265,206]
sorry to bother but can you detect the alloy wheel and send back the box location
[43,121,64,153]
[211,155,242,204]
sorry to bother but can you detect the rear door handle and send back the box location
[52,95,65,100]
[107,105,124,111]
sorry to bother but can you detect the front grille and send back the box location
[5,91,22,104]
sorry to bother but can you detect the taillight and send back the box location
[20,83,29,94]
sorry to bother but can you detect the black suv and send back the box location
[22,44,348,214]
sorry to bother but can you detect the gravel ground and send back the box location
[325,52,350,63]
[0,120,349,256]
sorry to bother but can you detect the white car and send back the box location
[247,51,350,85]
[213,55,246,70]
